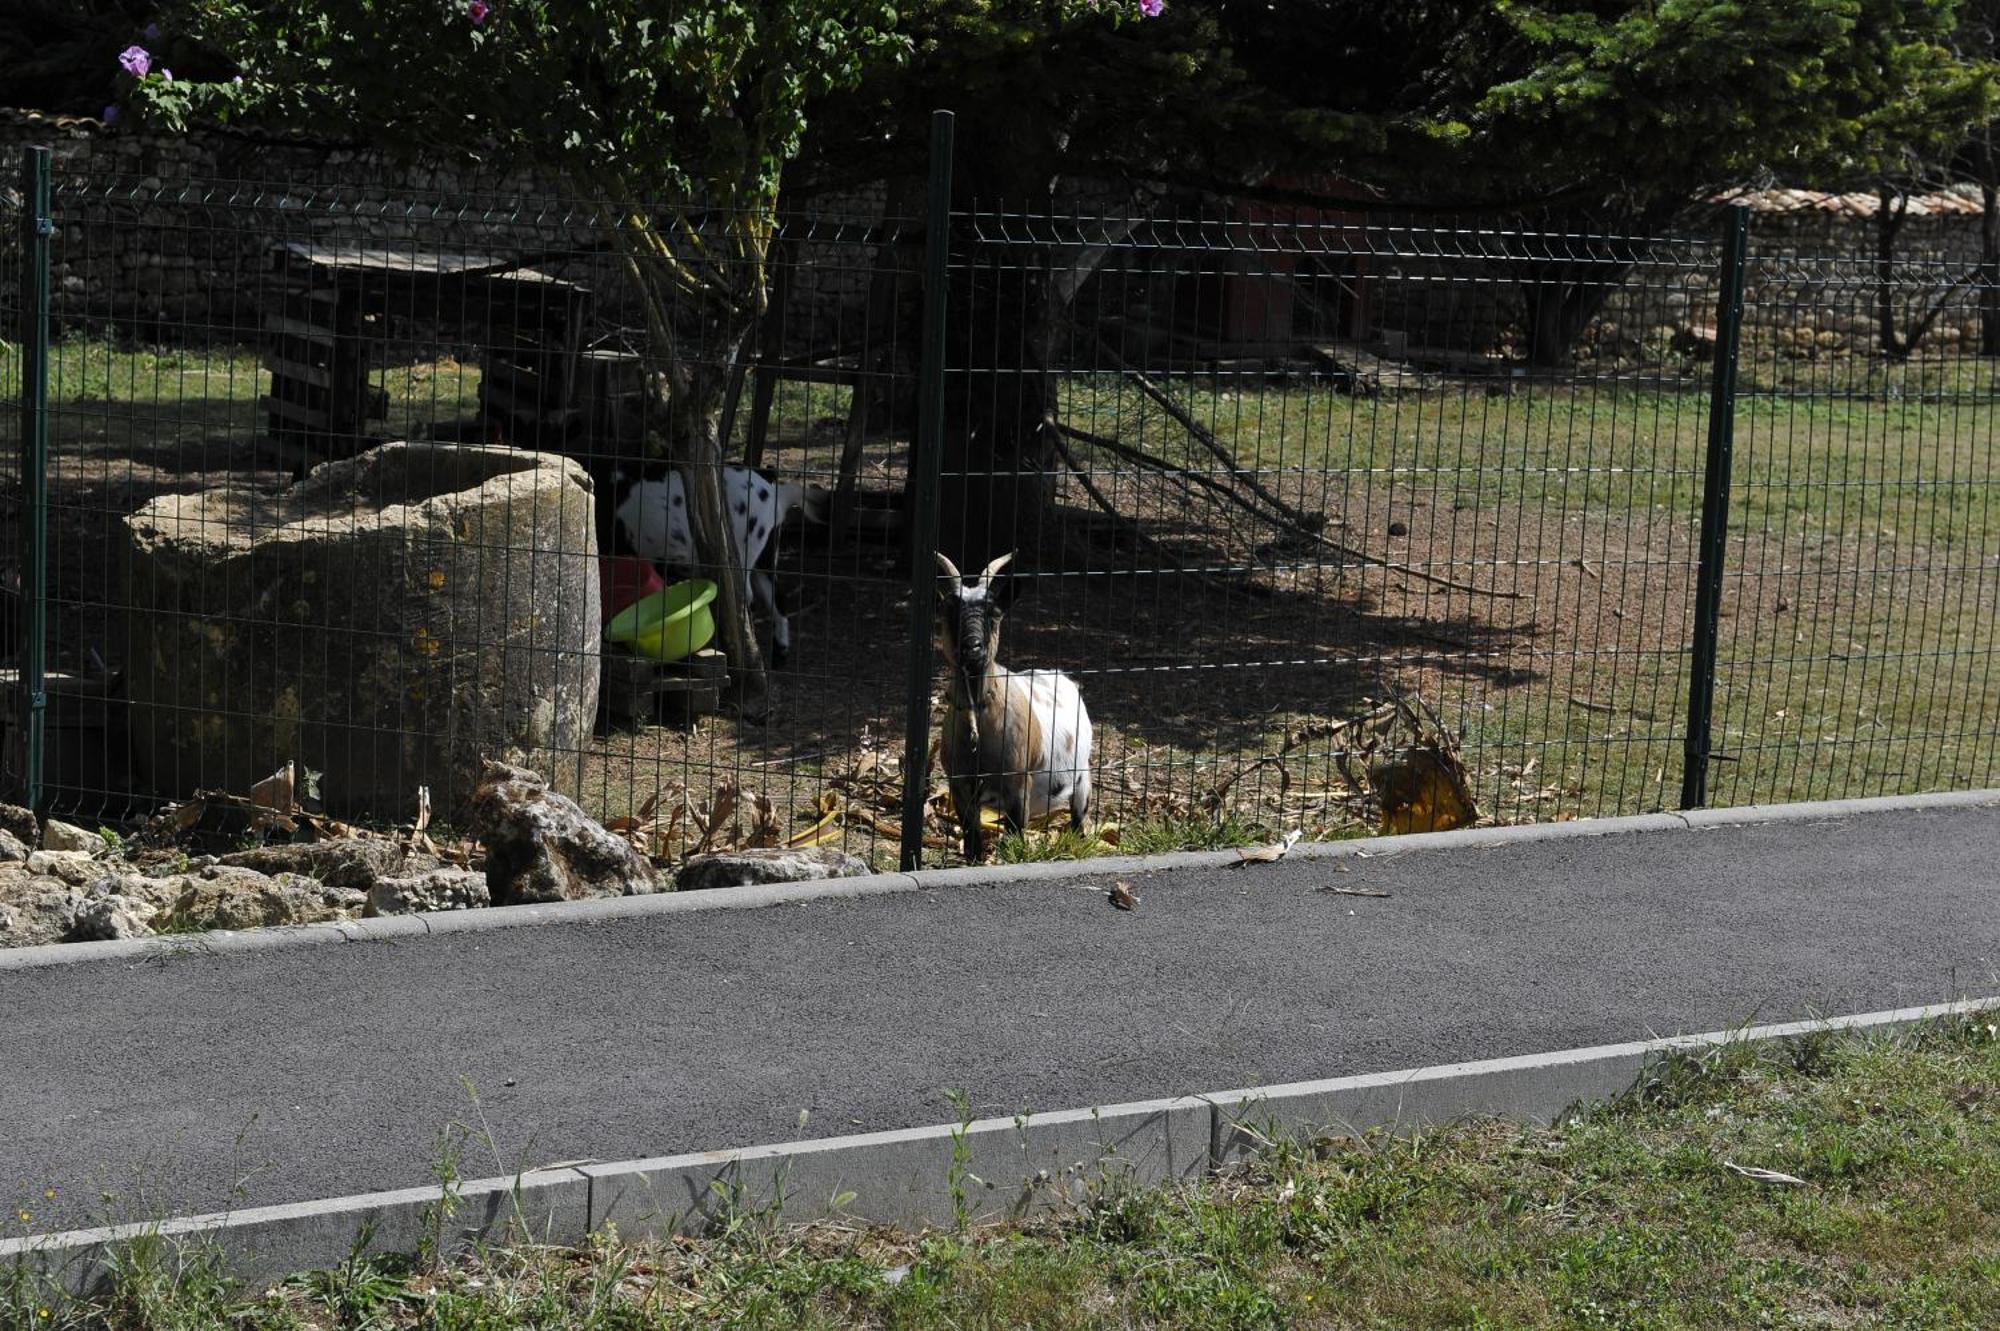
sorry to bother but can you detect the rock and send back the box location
[367,867,490,915]
[26,850,105,886]
[675,846,872,892]
[120,442,601,823]
[0,804,37,844]
[0,830,27,863]
[40,819,101,854]
[69,890,159,941]
[221,838,437,891]
[472,761,658,905]
[154,869,367,932]
[0,868,82,947]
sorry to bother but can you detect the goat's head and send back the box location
[935,551,1014,688]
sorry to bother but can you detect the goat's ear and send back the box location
[990,565,1028,613]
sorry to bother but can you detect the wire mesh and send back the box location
[1709,238,2000,805]
[1,167,24,801]
[940,203,1721,839]
[5,161,1996,865]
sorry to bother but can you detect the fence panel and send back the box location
[1,154,29,805]
[939,203,1721,837]
[9,154,1996,860]
[1706,240,2000,805]
[21,166,924,867]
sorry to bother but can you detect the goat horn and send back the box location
[933,552,963,582]
[979,552,1014,583]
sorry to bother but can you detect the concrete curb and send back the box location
[7,996,1995,1294]
[3,788,1995,972]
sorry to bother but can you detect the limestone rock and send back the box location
[221,838,437,891]
[26,850,104,886]
[367,867,491,915]
[70,889,160,941]
[0,804,36,844]
[40,819,101,853]
[121,442,601,822]
[472,761,658,905]
[154,867,367,932]
[0,868,81,947]
[675,846,872,892]
[0,829,27,863]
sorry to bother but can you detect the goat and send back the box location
[611,466,829,666]
[934,551,1093,861]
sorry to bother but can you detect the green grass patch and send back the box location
[11,1018,1997,1328]
[989,815,1264,863]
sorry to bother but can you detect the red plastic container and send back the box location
[600,555,665,626]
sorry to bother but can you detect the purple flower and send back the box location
[1139,0,1164,15]
[118,45,151,77]
[467,0,490,24]
[232,74,244,85]
[102,105,120,124]
[143,22,161,40]
[160,68,173,81]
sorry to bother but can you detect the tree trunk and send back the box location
[667,333,768,708]
[933,249,1061,572]
[1877,186,1914,361]
[1982,182,2000,357]
[1520,264,1622,368]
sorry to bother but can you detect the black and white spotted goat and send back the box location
[934,551,1094,862]
[611,466,829,665]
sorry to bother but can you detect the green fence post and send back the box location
[18,146,52,816]
[1680,204,1750,810]
[899,110,955,871]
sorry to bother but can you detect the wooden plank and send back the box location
[751,363,857,387]
[264,355,332,389]
[260,394,330,429]
[264,312,340,343]
[273,286,339,321]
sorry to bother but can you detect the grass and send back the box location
[9,1018,1997,1328]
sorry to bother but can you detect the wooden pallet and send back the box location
[600,647,728,727]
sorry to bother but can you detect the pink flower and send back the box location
[467,0,490,24]
[118,45,151,77]
[160,68,173,81]
[1139,0,1163,14]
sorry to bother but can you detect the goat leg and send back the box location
[950,775,985,863]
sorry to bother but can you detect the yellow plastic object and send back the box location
[604,579,717,663]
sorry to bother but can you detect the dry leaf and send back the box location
[1235,829,1303,865]
[248,761,296,813]
[1109,880,1140,911]
[1723,1162,1808,1187]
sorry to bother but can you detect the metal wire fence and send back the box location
[5,134,1997,870]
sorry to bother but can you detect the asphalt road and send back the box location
[6,803,1996,1235]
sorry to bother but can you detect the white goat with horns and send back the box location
[934,551,1094,861]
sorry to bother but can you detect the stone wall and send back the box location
[0,109,897,358]
[1365,195,1996,364]
[8,108,1990,367]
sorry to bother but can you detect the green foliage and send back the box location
[1178,2,2000,218]
[129,0,905,213]
[1469,0,1998,202]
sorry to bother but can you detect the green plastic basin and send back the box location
[604,579,717,663]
